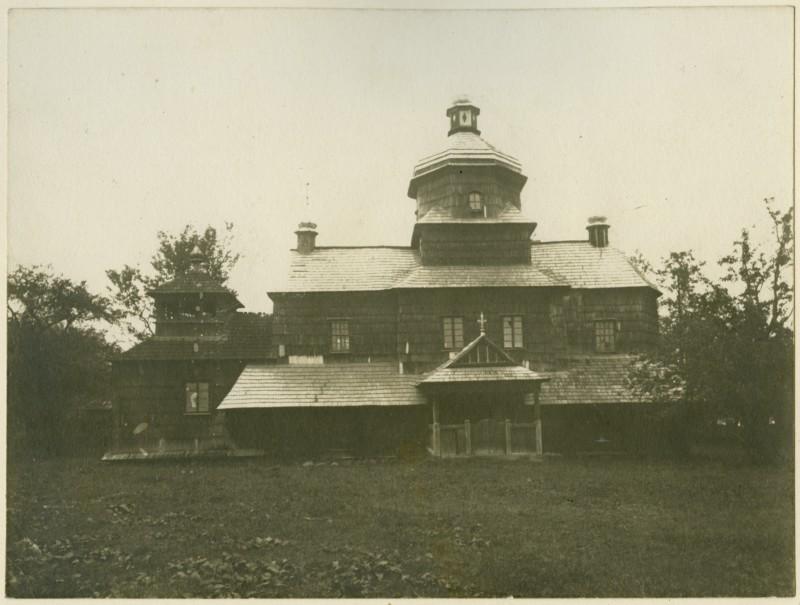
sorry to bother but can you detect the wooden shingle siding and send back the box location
[397,288,568,367]
[112,359,246,446]
[563,289,659,354]
[412,163,524,216]
[416,223,533,265]
[272,286,657,368]
[271,291,398,359]
[119,312,274,360]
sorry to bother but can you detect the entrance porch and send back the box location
[426,391,544,457]
[417,328,548,458]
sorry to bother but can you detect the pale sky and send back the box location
[8,7,793,313]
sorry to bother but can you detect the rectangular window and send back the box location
[503,315,524,348]
[185,382,210,414]
[330,320,350,353]
[595,320,617,353]
[442,317,464,350]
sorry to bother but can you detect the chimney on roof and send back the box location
[586,216,610,248]
[295,222,318,254]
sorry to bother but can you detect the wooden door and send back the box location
[473,418,504,455]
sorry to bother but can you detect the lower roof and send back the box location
[218,362,426,410]
[538,354,647,405]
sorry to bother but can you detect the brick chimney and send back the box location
[295,222,318,254]
[587,216,610,248]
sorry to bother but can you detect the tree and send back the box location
[628,198,793,462]
[7,266,120,457]
[106,223,241,341]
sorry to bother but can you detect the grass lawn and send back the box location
[6,454,795,598]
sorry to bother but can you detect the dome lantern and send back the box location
[446,97,481,136]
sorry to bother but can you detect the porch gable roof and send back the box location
[420,333,549,385]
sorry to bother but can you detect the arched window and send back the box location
[468,191,482,213]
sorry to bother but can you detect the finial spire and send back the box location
[477,311,487,334]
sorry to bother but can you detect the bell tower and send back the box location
[148,245,243,339]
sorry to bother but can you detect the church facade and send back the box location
[109,99,659,460]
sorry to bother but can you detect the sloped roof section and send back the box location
[421,332,549,385]
[148,273,239,297]
[218,362,425,409]
[412,131,523,178]
[396,264,566,289]
[118,312,274,361]
[538,355,646,405]
[531,241,658,291]
[274,240,656,294]
[421,365,548,384]
[276,247,419,293]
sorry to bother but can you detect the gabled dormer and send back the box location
[147,246,244,340]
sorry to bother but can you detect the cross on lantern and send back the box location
[477,312,487,334]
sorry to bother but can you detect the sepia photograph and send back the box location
[5,3,795,599]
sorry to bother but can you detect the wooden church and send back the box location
[108,98,660,460]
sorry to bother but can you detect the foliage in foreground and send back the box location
[7,266,119,456]
[628,198,794,462]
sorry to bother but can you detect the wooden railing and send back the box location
[429,418,542,457]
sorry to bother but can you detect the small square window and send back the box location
[330,320,350,353]
[185,382,210,414]
[595,320,617,353]
[443,317,464,350]
[502,315,524,349]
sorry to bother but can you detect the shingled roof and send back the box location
[411,131,523,178]
[277,247,419,293]
[530,241,658,290]
[148,274,239,296]
[117,312,274,361]
[537,355,645,405]
[218,362,426,409]
[395,264,565,289]
[273,241,656,294]
[421,332,549,385]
